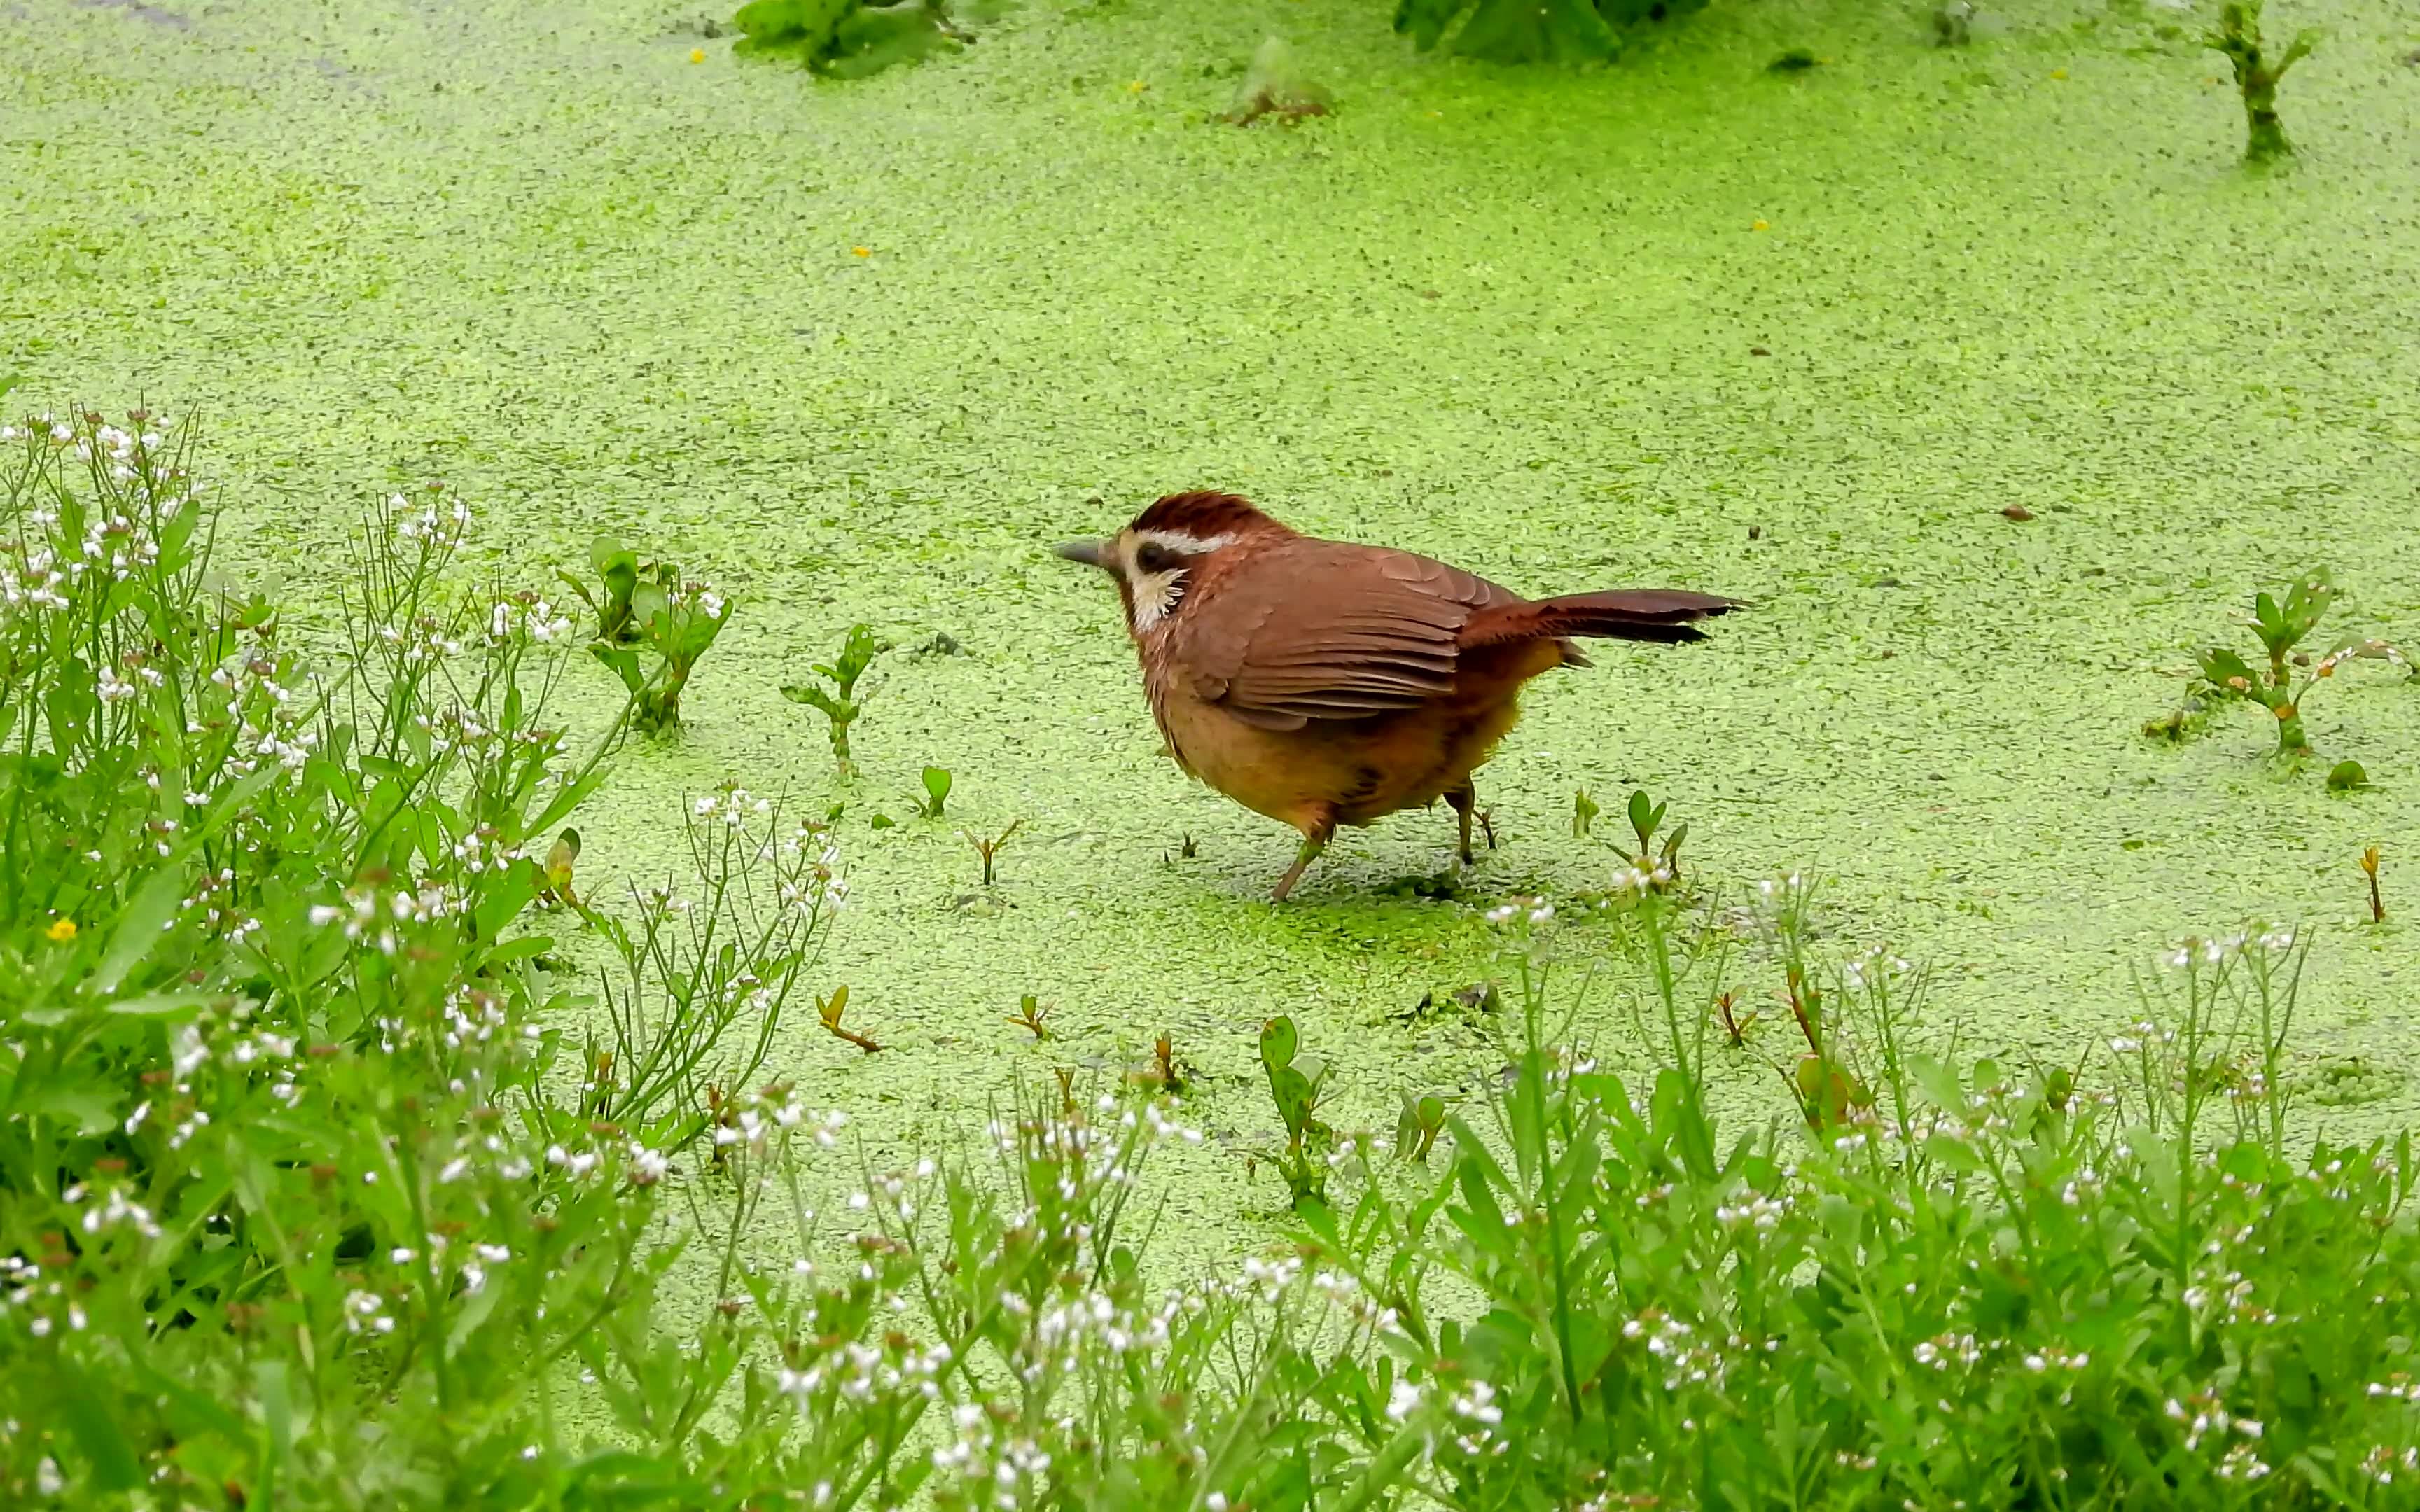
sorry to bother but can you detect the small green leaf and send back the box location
[104,990,213,1018]
[1924,1133,1986,1174]
[592,643,650,696]
[2327,760,2368,792]
[2198,647,2255,691]
[1260,1015,1299,1071]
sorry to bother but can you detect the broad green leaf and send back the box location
[55,1359,143,1490]
[1394,0,1460,50]
[2197,647,2255,690]
[824,2,964,79]
[473,857,543,945]
[1454,0,1621,64]
[15,1084,119,1133]
[1924,1133,1985,1174]
[91,862,187,995]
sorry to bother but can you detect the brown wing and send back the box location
[1171,538,1521,731]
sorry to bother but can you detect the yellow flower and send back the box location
[851,246,872,258]
[1751,219,1769,232]
[46,917,76,942]
[2050,67,2068,80]
[690,48,704,64]
[1127,80,1148,93]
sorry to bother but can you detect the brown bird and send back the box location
[1055,492,1737,900]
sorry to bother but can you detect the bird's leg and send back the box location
[1444,782,1477,868]
[1271,812,1335,902]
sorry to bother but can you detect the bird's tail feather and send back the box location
[1460,589,1738,649]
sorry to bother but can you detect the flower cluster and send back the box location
[391,487,472,550]
[486,592,573,645]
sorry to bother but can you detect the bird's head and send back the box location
[1053,491,1292,638]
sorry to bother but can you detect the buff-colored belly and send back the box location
[1153,685,1534,833]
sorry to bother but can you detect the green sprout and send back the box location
[960,818,1020,886]
[1626,789,1688,892]
[1572,788,1599,838]
[1006,992,1050,1041]
[912,765,952,819]
[1257,1015,1333,1209]
[781,624,883,776]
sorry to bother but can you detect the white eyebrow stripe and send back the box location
[1132,529,1232,554]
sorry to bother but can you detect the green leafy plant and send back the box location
[557,535,643,643]
[1393,1088,1447,1163]
[1392,0,1702,65]
[2362,844,2384,923]
[1571,787,1598,837]
[815,981,882,1051]
[1129,1031,1188,1094]
[1006,991,1050,1040]
[781,624,882,777]
[1256,1014,1334,1209]
[1622,787,1687,891]
[1284,883,2420,1509]
[0,411,789,1505]
[911,764,950,818]
[2194,569,2402,757]
[1714,988,1758,1046]
[731,0,996,79]
[541,826,584,911]
[958,818,1019,886]
[589,564,731,734]
[583,785,839,1144]
[2205,0,2318,162]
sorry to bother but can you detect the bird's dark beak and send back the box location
[1052,538,1108,568]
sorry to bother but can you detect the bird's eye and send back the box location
[1134,542,1185,576]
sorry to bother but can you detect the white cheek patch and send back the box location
[1130,569,1185,631]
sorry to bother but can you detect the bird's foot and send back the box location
[1446,783,1479,869]
[1270,825,1332,902]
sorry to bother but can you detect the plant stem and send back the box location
[2274,703,2309,753]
